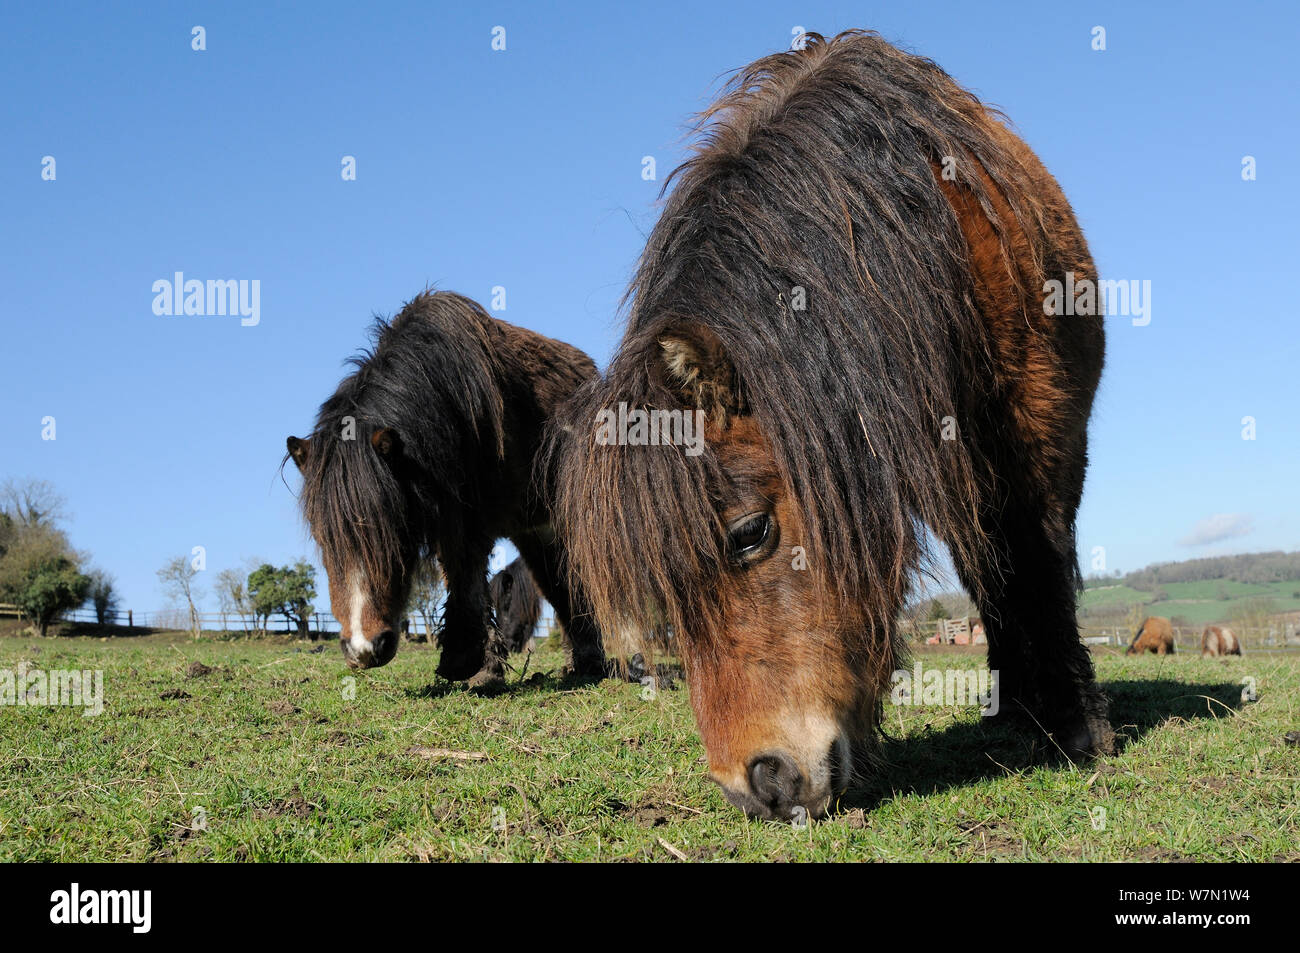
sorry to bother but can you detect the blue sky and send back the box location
[2,1,1296,613]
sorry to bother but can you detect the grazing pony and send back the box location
[490,557,542,655]
[549,31,1111,820]
[287,290,605,687]
[1126,616,1176,656]
[1201,625,1241,657]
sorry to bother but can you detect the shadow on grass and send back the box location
[41,622,165,640]
[402,670,615,700]
[403,657,685,700]
[838,677,1243,814]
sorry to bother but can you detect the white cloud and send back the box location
[1178,513,1253,547]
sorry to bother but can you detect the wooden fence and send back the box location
[1076,622,1299,650]
[25,605,560,642]
[6,602,1296,650]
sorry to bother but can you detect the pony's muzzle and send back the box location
[341,629,398,669]
[719,743,844,821]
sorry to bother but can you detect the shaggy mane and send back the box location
[551,31,1063,659]
[295,291,509,592]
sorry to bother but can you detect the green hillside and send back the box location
[1079,553,1300,626]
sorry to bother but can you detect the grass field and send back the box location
[2,630,1298,861]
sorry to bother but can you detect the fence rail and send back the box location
[4,602,1297,649]
[13,605,561,642]
[50,607,443,636]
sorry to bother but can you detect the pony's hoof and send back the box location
[466,669,506,695]
[436,650,485,682]
[565,656,612,680]
[1055,712,1114,760]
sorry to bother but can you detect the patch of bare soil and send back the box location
[679,840,741,861]
[958,819,1025,856]
[253,788,319,820]
[269,676,310,688]
[606,796,700,828]
[837,808,868,829]
[405,746,489,762]
[1133,846,1193,862]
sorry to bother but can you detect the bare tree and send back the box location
[407,559,445,641]
[0,478,68,529]
[157,555,203,638]
[85,568,120,625]
[215,568,252,632]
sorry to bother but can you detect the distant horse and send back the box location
[549,31,1111,820]
[1126,616,1176,656]
[490,557,542,655]
[287,290,606,688]
[1201,625,1241,657]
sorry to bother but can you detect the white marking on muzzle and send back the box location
[777,709,844,796]
[348,573,371,657]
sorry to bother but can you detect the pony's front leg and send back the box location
[436,542,494,683]
[989,508,1113,760]
[466,614,510,693]
[513,534,609,679]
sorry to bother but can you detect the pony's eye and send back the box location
[727,512,772,560]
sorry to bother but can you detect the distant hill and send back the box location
[1080,550,1300,626]
[902,551,1300,628]
[1088,551,1300,590]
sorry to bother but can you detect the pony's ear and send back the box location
[286,436,310,469]
[657,324,744,422]
[370,427,402,457]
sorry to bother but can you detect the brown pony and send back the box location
[549,31,1112,819]
[1201,624,1241,657]
[287,290,605,687]
[1127,616,1176,656]
[489,557,542,655]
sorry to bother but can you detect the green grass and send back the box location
[1078,586,1153,611]
[1,632,1297,861]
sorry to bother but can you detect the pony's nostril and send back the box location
[371,629,397,665]
[747,752,803,811]
[339,632,397,669]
